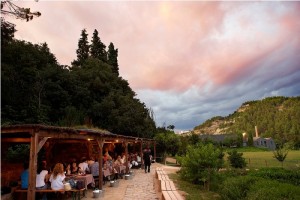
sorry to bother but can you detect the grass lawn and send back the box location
[241,150,300,169]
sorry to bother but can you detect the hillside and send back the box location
[193,96,300,145]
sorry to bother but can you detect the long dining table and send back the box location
[66,174,95,189]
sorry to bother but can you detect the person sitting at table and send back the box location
[49,163,65,190]
[65,163,71,175]
[71,161,79,174]
[114,155,126,178]
[78,157,90,174]
[87,157,95,168]
[90,158,99,179]
[21,161,29,189]
[36,162,49,200]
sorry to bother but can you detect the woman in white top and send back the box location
[36,163,49,188]
[49,163,65,190]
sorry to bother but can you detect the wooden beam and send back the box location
[0,138,31,143]
[27,132,38,200]
[37,137,48,153]
[124,141,129,174]
[154,141,157,162]
[96,139,104,190]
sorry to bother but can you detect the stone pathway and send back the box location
[84,163,161,200]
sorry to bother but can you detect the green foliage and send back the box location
[155,130,181,159]
[6,144,30,162]
[246,179,300,200]
[248,167,300,186]
[219,176,257,200]
[177,143,224,191]
[72,29,90,67]
[1,29,156,138]
[227,150,247,168]
[220,176,300,200]
[90,29,107,62]
[107,42,119,75]
[273,143,290,167]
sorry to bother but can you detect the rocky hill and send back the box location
[193,96,300,146]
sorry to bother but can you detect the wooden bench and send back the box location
[14,187,86,200]
[155,167,184,200]
[160,180,176,191]
[156,168,168,178]
[162,190,184,200]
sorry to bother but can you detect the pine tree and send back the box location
[90,29,107,62]
[72,29,90,67]
[107,42,119,75]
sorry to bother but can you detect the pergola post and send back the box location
[124,140,129,174]
[140,141,143,167]
[96,138,104,190]
[28,131,38,200]
[153,141,156,162]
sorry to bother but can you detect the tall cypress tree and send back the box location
[72,29,90,67]
[90,29,107,63]
[107,42,119,75]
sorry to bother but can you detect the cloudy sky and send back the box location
[7,1,300,132]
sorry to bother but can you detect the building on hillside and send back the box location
[252,126,276,150]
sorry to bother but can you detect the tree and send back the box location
[227,150,247,168]
[1,0,41,22]
[1,18,15,45]
[72,29,90,67]
[273,143,290,167]
[107,42,119,75]
[90,29,107,62]
[154,131,180,162]
[177,143,224,191]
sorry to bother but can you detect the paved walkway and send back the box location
[84,163,161,200]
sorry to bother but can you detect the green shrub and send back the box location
[249,167,300,186]
[246,179,300,200]
[178,143,224,191]
[219,176,257,200]
[227,150,247,168]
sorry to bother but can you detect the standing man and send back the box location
[143,145,151,173]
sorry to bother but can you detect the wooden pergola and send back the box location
[1,124,156,199]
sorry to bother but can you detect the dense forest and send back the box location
[194,96,300,146]
[1,22,156,138]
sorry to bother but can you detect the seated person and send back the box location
[36,162,49,189]
[21,161,29,189]
[114,156,126,177]
[71,161,79,174]
[78,157,90,174]
[36,162,48,200]
[90,159,99,179]
[65,163,71,175]
[49,163,65,190]
[87,157,95,168]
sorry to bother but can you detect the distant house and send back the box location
[253,137,276,150]
[252,126,276,150]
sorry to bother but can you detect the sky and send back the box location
[6,1,300,132]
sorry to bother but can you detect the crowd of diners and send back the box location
[20,148,146,199]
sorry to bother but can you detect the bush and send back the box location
[227,150,247,168]
[246,179,300,200]
[249,167,300,186]
[178,143,224,191]
[219,176,257,200]
[219,175,300,200]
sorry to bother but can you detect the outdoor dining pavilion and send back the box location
[1,124,156,200]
